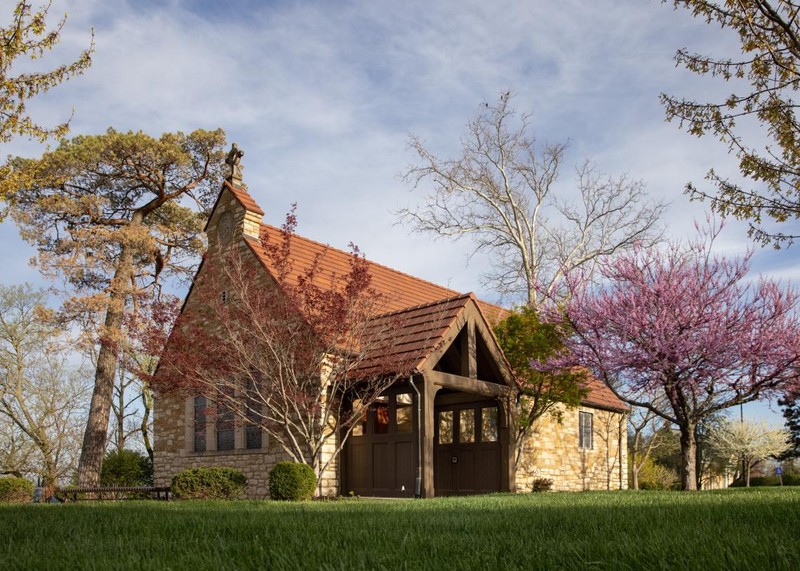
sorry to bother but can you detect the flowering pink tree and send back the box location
[543,224,800,490]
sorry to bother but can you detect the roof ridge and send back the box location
[225,181,265,215]
[259,222,466,295]
[370,292,473,320]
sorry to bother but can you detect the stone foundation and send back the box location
[154,392,340,499]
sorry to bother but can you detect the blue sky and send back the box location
[1,0,794,424]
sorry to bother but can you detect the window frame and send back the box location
[193,396,207,453]
[579,411,593,450]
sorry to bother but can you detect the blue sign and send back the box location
[776,467,783,476]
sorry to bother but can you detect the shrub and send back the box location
[269,462,317,501]
[0,477,33,504]
[531,478,553,493]
[171,467,247,500]
[730,474,800,487]
[101,449,153,487]
[638,459,679,490]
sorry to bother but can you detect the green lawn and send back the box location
[1,489,798,570]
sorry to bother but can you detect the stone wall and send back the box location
[153,392,341,498]
[515,404,628,492]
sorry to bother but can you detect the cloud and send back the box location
[3,0,798,300]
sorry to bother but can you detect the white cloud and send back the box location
[2,0,798,354]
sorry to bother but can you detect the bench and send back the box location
[54,486,171,502]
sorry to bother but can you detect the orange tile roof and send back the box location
[227,183,625,411]
[224,181,265,215]
[580,376,628,412]
[352,294,473,378]
[245,226,507,323]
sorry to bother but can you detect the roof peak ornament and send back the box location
[225,143,244,185]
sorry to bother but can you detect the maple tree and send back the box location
[664,1,800,246]
[155,213,413,481]
[2,128,226,485]
[540,222,800,490]
[114,294,182,462]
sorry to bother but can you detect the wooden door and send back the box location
[343,392,415,497]
[434,403,501,495]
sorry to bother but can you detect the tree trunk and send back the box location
[694,424,703,490]
[76,242,135,486]
[678,423,698,491]
[632,465,639,490]
[141,385,154,463]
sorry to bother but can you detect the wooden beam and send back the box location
[421,377,437,498]
[427,370,515,398]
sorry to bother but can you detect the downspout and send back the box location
[408,376,423,499]
[619,413,624,490]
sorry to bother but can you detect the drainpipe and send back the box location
[408,376,423,499]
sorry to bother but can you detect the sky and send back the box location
[0,0,794,425]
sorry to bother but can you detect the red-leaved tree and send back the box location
[540,222,800,490]
[121,294,183,462]
[155,213,413,480]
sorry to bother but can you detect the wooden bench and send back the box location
[55,486,171,502]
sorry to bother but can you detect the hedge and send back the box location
[269,462,317,501]
[101,449,153,487]
[171,467,247,500]
[0,477,33,504]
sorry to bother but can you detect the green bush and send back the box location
[171,467,247,500]
[638,459,679,490]
[269,462,317,501]
[101,449,153,487]
[0,477,33,503]
[730,474,800,487]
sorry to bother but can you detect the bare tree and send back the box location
[0,418,36,477]
[0,284,90,485]
[398,92,666,306]
[108,365,145,454]
[628,389,671,490]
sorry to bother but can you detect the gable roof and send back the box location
[580,376,629,413]
[220,182,625,412]
[351,293,474,379]
[243,227,508,323]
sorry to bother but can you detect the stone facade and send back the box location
[515,404,628,492]
[155,182,629,498]
[153,392,340,498]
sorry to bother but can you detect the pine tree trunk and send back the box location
[76,242,135,486]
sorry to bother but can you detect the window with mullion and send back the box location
[579,411,593,450]
[194,396,207,452]
[216,394,235,451]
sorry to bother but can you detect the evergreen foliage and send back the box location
[0,476,32,503]
[100,449,152,487]
[171,467,246,500]
[268,462,316,501]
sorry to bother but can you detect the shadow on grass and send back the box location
[1,489,798,570]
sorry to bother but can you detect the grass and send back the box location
[1,488,799,570]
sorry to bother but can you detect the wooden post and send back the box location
[421,375,437,498]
